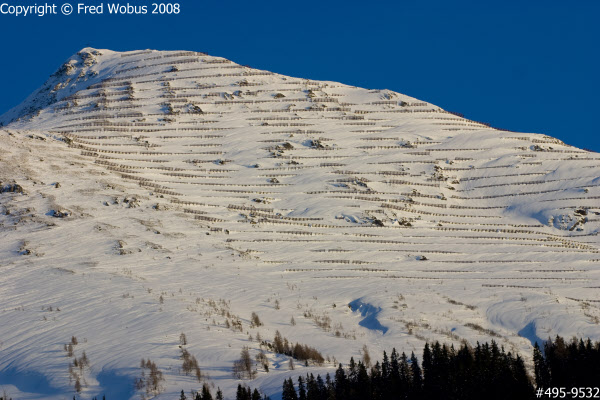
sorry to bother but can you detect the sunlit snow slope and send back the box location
[1,48,599,399]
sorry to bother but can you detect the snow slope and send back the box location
[1,48,599,399]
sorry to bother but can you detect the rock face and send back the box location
[1,48,599,399]
[1,49,105,125]
[0,182,25,193]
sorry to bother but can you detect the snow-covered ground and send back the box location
[1,48,599,399]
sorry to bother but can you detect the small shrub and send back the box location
[465,322,500,337]
[251,312,262,328]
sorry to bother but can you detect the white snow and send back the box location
[0,48,599,399]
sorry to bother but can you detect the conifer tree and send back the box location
[201,383,213,400]
[334,364,348,400]
[421,343,433,398]
[251,388,262,400]
[325,373,334,400]
[298,376,307,400]
[370,362,383,400]
[306,373,318,400]
[316,374,327,400]
[282,378,298,400]
[399,352,411,396]
[533,342,550,387]
[355,361,370,400]
[409,352,422,399]
[380,351,391,399]
[237,384,251,400]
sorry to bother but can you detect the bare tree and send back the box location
[233,346,256,379]
[362,344,372,368]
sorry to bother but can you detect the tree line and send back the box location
[277,335,599,400]
[533,335,600,388]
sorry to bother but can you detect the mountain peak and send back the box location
[0,48,109,125]
[1,48,434,129]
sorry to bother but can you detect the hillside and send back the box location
[1,48,599,399]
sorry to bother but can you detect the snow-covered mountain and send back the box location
[1,48,599,399]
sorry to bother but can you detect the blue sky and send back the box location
[1,0,598,150]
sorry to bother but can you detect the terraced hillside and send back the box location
[1,48,599,399]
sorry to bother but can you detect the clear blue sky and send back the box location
[1,0,598,151]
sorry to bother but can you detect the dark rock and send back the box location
[50,210,70,218]
[1,183,25,194]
